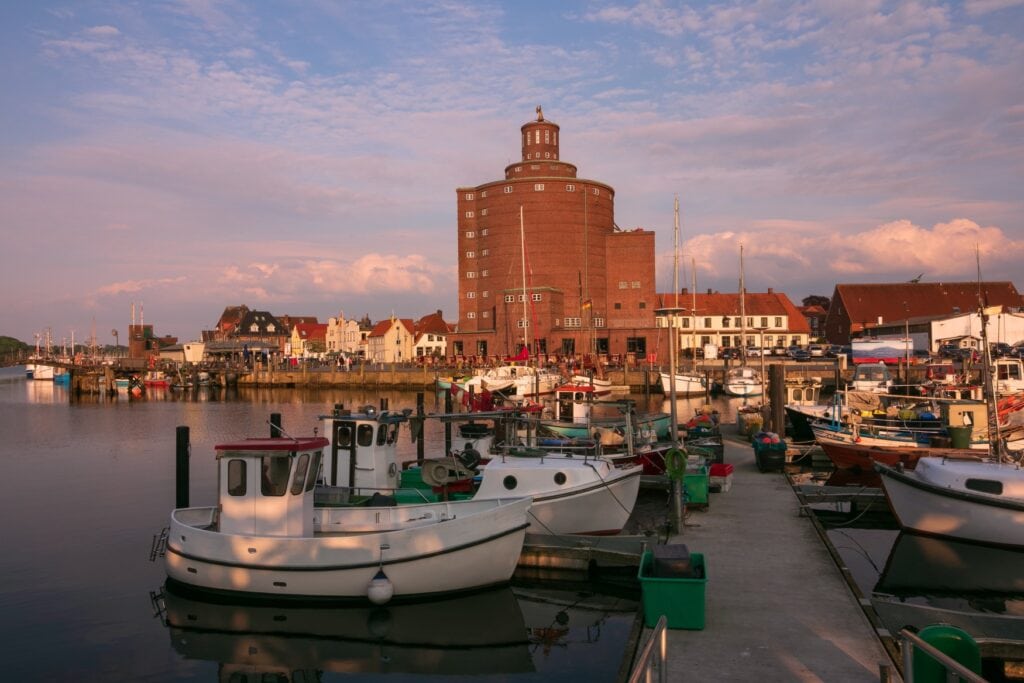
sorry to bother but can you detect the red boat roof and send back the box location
[215,437,329,453]
[555,383,596,394]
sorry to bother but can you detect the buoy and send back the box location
[367,568,394,605]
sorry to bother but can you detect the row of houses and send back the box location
[182,306,454,364]
[150,280,1023,367]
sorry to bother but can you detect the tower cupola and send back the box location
[521,105,559,162]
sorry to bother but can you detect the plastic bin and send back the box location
[947,425,973,449]
[684,466,709,505]
[638,550,707,629]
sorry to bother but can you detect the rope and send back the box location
[664,448,687,480]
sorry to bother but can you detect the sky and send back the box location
[2,1,1023,346]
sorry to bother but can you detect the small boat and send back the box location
[658,370,706,397]
[819,439,976,471]
[876,457,1024,548]
[539,386,671,441]
[393,404,643,535]
[165,430,532,602]
[723,366,762,397]
[569,374,614,395]
[143,370,170,388]
[459,364,562,397]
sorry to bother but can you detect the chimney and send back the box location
[681,287,688,295]
[767,287,774,294]
[707,288,713,295]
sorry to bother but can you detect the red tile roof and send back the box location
[656,290,811,333]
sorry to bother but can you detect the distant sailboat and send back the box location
[724,245,762,397]
[659,197,706,397]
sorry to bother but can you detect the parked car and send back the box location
[790,349,811,362]
[826,344,843,358]
[772,345,787,356]
[719,346,741,360]
[938,342,960,358]
[956,347,980,363]
[745,346,764,357]
[786,345,804,359]
[991,342,1012,358]
[808,344,826,357]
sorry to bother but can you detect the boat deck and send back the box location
[649,433,900,681]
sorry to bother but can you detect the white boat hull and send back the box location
[166,497,531,600]
[659,372,705,397]
[474,454,642,535]
[877,459,1024,548]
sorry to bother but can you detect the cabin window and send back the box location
[377,424,388,446]
[357,424,374,447]
[965,478,1003,495]
[387,424,399,444]
[503,475,518,490]
[227,460,247,496]
[261,456,290,497]
[335,424,352,447]
[290,453,310,495]
[305,452,322,491]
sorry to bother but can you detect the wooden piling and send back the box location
[175,426,190,509]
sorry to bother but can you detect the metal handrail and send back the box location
[899,628,986,683]
[628,615,668,683]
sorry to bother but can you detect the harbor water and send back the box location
[0,367,653,682]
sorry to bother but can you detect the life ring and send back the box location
[664,448,687,480]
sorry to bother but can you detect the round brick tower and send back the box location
[454,107,654,360]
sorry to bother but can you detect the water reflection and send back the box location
[871,532,1024,643]
[155,580,639,681]
[157,582,535,678]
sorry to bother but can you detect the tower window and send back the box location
[544,130,550,144]
[504,295,514,303]
[534,183,544,191]
[532,293,542,301]
[504,186,513,194]
[467,312,476,319]
[535,131,540,144]
[481,228,489,236]
[465,231,475,238]
[466,251,475,258]
[464,193,474,200]
[481,249,489,256]
[481,269,489,276]
[465,211,474,218]
[481,208,488,216]
[466,292,476,299]
[566,184,576,192]
[466,271,476,279]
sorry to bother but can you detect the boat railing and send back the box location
[314,484,439,506]
[627,614,667,683]
[898,628,986,683]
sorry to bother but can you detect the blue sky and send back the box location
[2,0,1023,345]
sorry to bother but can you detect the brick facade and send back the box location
[452,107,657,361]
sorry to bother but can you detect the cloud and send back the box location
[95,276,188,296]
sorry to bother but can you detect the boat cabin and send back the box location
[785,378,821,406]
[554,384,596,424]
[995,358,1024,396]
[215,437,328,538]
[319,404,412,493]
[850,363,893,394]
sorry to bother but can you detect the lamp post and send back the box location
[753,326,768,399]
[656,306,686,447]
[903,302,911,389]
[111,329,119,359]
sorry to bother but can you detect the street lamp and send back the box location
[111,329,119,359]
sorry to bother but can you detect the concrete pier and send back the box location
[652,433,899,681]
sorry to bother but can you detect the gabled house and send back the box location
[655,288,810,354]
[326,311,363,356]
[234,310,290,352]
[366,317,416,363]
[413,310,451,358]
[823,282,1023,344]
[205,305,250,342]
[291,323,328,357]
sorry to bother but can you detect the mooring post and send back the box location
[270,412,282,437]
[175,425,190,509]
[416,392,425,464]
[444,388,453,456]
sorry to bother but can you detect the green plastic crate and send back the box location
[638,550,707,629]
[684,466,709,505]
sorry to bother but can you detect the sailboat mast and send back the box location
[739,244,747,355]
[520,206,530,354]
[673,197,680,308]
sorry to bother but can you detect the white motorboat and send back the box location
[876,457,1024,548]
[459,364,562,397]
[466,449,643,536]
[849,362,893,393]
[164,431,532,603]
[723,366,762,397]
[659,370,706,397]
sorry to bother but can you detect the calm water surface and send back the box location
[0,368,671,682]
